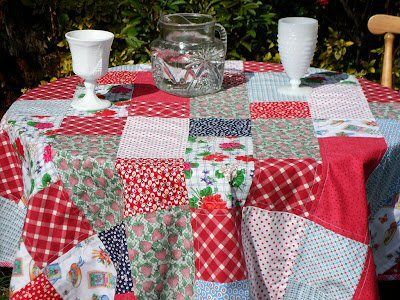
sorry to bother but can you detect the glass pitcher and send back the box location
[150,13,227,97]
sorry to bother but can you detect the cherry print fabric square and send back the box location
[54,116,126,135]
[243,61,284,73]
[241,207,307,300]
[359,78,400,103]
[189,118,251,137]
[191,208,247,282]
[128,99,190,118]
[11,273,62,300]
[22,181,94,268]
[98,71,138,85]
[117,116,189,159]
[115,158,189,216]
[250,102,311,119]
[245,158,322,218]
[19,76,80,100]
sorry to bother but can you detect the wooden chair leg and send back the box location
[382,32,395,88]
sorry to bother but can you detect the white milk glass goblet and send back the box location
[277,17,318,96]
[65,30,114,111]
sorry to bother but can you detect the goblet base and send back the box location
[71,95,111,112]
[277,85,313,96]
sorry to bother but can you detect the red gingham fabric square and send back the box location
[115,158,189,216]
[128,100,190,118]
[19,76,81,100]
[11,273,62,300]
[23,181,94,268]
[244,61,284,73]
[0,131,24,203]
[250,102,311,119]
[191,208,247,282]
[359,78,400,103]
[245,158,322,217]
[98,71,138,85]
[53,116,126,135]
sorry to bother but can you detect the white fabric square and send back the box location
[6,100,70,118]
[118,116,189,158]
[224,60,244,73]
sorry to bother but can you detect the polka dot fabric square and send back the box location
[54,116,126,135]
[128,99,190,118]
[19,76,80,100]
[12,273,62,300]
[250,102,311,119]
[98,71,138,85]
[243,61,284,73]
[359,78,400,103]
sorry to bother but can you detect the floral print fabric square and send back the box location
[369,102,400,120]
[313,119,382,138]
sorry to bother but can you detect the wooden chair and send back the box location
[368,14,400,88]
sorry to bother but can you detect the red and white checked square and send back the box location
[244,61,284,73]
[54,116,126,135]
[98,71,138,85]
[19,76,81,100]
[128,100,190,118]
[359,78,400,103]
[250,102,311,119]
[12,273,62,300]
[245,158,322,217]
[0,131,23,203]
[23,181,94,268]
[191,208,247,282]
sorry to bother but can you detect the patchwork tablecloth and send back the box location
[1,61,400,299]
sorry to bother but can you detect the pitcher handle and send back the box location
[215,23,227,55]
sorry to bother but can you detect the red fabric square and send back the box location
[128,100,190,118]
[245,158,322,217]
[98,71,138,85]
[191,208,247,282]
[11,273,62,300]
[133,72,187,102]
[19,76,81,100]
[250,102,311,119]
[244,61,284,73]
[23,181,94,268]
[115,158,189,216]
[53,116,126,135]
[0,131,24,203]
[223,72,247,87]
[359,78,400,103]
[354,248,379,300]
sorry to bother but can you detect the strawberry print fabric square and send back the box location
[189,118,251,137]
[125,206,195,300]
[313,119,382,138]
[309,85,374,119]
[252,119,321,160]
[19,76,80,100]
[115,158,188,216]
[74,84,134,103]
[98,71,138,85]
[369,102,400,120]
[288,220,368,300]
[54,116,126,135]
[241,207,307,299]
[22,182,94,268]
[11,273,62,300]
[53,135,124,232]
[359,78,400,103]
[244,61,284,73]
[117,117,189,159]
[191,208,247,282]
[190,73,250,119]
[128,99,190,118]
[250,102,311,119]
[245,158,322,217]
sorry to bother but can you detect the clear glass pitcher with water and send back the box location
[150,13,227,97]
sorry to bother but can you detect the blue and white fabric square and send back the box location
[189,118,251,137]
[195,280,251,300]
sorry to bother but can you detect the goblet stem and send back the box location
[71,79,111,111]
[290,78,301,88]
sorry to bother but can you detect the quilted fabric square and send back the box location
[224,60,244,73]
[54,116,126,135]
[359,78,400,103]
[369,102,400,120]
[53,135,124,232]
[190,73,250,119]
[241,208,307,300]
[74,84,134,103]
[22,181,94,268]
[11,273,62,300]
[309,85,374,119]
[189,118,251,137]
[195,280,251,299]
[44,235,117,299]
[245,159,322,218]
[313,119,382,138]
[191,208,247,282]
[6,100,70,118]
[19,76,80,100]
[246,72,308,102]
[99,223,135,294]
[250,102,311,119]
[115,158,189,216]
[289,221,368,299]
[128,99,190,118]
[125,206,195,299]
[117,116,189,159]
[0,131,24,203]
[252,119,321,160]
[0,198,26,266]
[243,61,284,73]
[98,71,138,84]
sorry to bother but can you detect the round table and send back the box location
[1,61,400,299]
